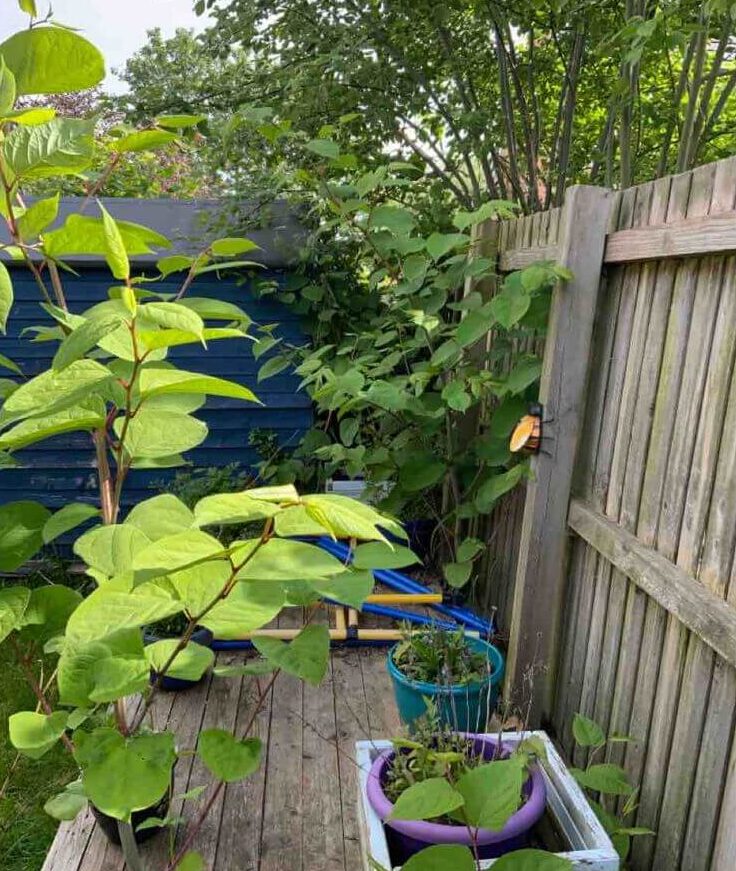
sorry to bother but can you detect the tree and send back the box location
[119,1,736,211]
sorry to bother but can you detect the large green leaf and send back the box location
[138,369,257,403]
[1,359,112,421]
[234,539,346,581]
[115,408,208,460]
[131,530,225,582]
[52,315,124,371]
[455,759,524,830]
[455,304,495,348]
[2,118,94,180]
[0,27,104,95]
[370,204,415,236]
[572,713,606,748]
[73,523,151,579]
[252,624,330,686]
[43,214,170,259]
[140,302,204,338]
[389,777,464,821]
[399,455,446,493]
[300,494,405,541]
[20,584,82,643]
[43,503,100,545]
[199,581,284,639]
[89,655,149,703]
[178,297,251,325]
[0,57,15,115]
[0,261,13,334]
[9,710,68,759]
[197,730,261,782]
[16,193,59,239]
[0,500,50,570]
[353,541,419,570]
[168,561,231,616]
[401,846,475,871]
[211,237,259,257]
[65,586,183,643]
[307,569,374,610]
[110,129,178,154]
[76,729,176,821]
[44,781,88,822]
[572,763,634,796]
[145,639,214,681]
[99,203,130,280]
[0,399,107,450]
[124,494,194,541]
[194,492,279,528]
[474,465,526,513]
[0,586,30,643]
[492,850,574,870]
[140,326,247,352]
[58,629,144,707]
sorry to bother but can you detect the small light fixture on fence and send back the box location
[510,402,544,455]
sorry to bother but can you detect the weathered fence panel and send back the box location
[481,155,736,870]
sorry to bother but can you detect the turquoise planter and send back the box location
[387,637,505,731]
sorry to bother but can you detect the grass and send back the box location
[0,642,76,871]
[1,567,81,871]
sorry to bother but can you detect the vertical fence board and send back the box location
[505,186,614,724]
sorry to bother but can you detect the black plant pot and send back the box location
[143,627,214,692]
[91,788,170,845]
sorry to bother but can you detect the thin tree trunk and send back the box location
[677,7,709,172]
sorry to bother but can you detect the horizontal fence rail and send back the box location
[499,203,736,270]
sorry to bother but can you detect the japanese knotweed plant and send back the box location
[0,8,405,870]
[237,116,571,589]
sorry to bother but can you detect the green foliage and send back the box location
[253,625,330,686]
[197,730,262,782]
[0,28,104,95]
[392,627,491,687]
[571,713,654,860]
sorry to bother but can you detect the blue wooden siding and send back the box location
[0,267,312,510]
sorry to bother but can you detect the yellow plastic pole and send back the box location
[365,593,443,605]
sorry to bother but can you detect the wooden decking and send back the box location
[42,607,402,871]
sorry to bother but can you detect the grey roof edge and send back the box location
[1,196,307,269]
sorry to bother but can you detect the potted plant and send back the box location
[365,722,546,864]
[388,627,504,731]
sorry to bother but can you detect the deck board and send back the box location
[42,611,403,871]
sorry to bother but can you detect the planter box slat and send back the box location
[356,731,620,871]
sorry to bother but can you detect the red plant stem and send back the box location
[10,637,75,754]
[163,668,281,871]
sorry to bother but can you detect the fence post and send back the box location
[504,184,614,726]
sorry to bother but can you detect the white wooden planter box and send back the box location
[356,731,620,870]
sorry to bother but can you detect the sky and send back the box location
[0,0,211,93]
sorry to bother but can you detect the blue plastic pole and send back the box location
[314,537,494,634]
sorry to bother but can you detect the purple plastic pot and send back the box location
[366,735,546,863]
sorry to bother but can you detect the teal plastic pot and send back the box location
[387,637,505,731]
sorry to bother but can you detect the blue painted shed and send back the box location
[0,197,312,510]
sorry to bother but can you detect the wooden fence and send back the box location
[481,156,736,871]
